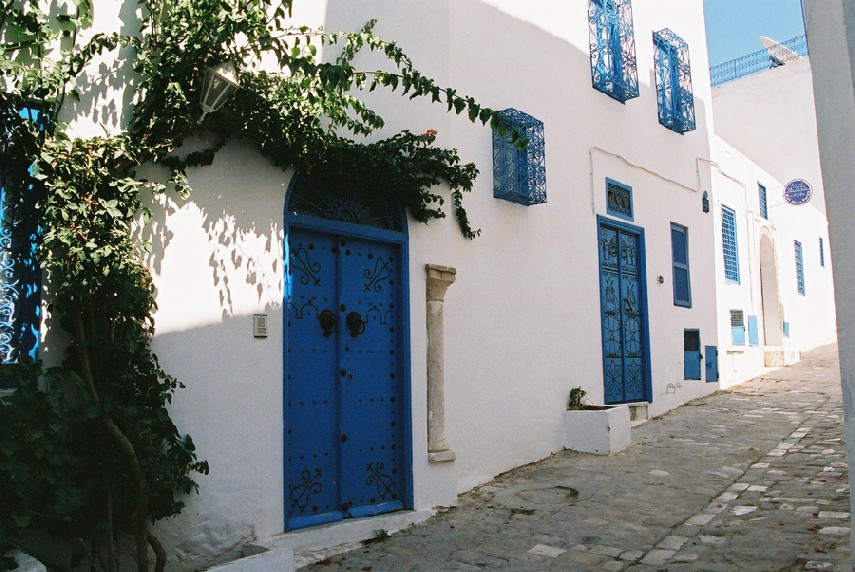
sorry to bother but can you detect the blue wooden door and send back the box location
[598,220,649,404]
[705,345,719,382]
[285,226,405,530]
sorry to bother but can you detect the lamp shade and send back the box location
[199,62,240,122]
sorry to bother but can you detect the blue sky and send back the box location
[703,0,806,67]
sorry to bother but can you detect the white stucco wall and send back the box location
[32,0,741,567]
[712,57,827,215]
[803,0,855,559]
[710,136,836,387]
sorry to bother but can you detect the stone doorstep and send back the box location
[216,509,435,570]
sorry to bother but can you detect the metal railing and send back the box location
[710,34,809,87]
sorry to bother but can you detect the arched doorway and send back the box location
[759,234,783,346]
[283,174,412,530]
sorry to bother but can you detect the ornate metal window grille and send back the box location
[795,240,805,295]
[0,103,50,383]
[653,29,696,134]
[605,178,632,220]
[721,206,739,283]
[671,223,691,308]
[710,34,808,87]
[819,237,825,268]
[588,0,639,102]
[730,309,745,345]
[758,183,768,219]
[492,109,546,206]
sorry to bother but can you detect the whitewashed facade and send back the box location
[23,0,837,567]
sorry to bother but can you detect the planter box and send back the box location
[562,404,631,455]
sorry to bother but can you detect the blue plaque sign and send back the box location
[783,179,812,206]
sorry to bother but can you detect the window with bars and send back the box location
[653,28,696,134]
[588,0,639,103]
[795,240,805,295]
[730,310,745,345]
[492,108,546,206]
[721,205,739,283]
[758,183,768,219]
[820,237,825,267]
[606,178,633,220]
[671,223,691,307]
[0,102,49,387]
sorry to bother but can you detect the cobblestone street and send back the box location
[299,344,850,571]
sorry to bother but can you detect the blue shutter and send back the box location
[783,321,790,338]
[794,240,805,295]
[819,237,825,268]
[730,310,745,345]
[683,329,701,380]
[722,206,739,283]
[747,315,759,346]
[671,223,691,307]
[758,183,768,219]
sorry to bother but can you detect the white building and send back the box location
[3,0,838,568]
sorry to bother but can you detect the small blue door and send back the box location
[598,218,650,404]
[285,223,407,530]
[683,329,702,380]
[705,345,719,382]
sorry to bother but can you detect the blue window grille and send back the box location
[730,310,745,345]
[819,237,825,267]
[671,223,691,307]
[605,178,633,220]
[0,101,49,386]
[653,29,696,134]
[758,183,768,219]
[492,109,546,206]
[588,0,639,102]
[795,240,805,295]
[721,205,739,283]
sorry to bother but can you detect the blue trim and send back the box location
[596,215,652,404]
[283,176,414,530]
[605,177,633,221]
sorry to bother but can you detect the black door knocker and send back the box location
[345,311,366,338]
[318,309,337,337]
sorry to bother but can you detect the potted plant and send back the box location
[562,388,631,454]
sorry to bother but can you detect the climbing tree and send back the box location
[0,1,500,570]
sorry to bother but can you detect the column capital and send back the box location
[426,264,457,301]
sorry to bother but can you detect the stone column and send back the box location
[425,264,457,463]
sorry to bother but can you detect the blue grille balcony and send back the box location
[492,109,546,206]
[710,35,808,87]
[653,28,696,134]
[589,0,639,102]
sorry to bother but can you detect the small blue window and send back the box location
[721,205,739,283]
[671,223,691,307]
[783,321,790,338]
[730,310,745,346]
[758,183,768,219]
[606,178,633,220]
[492,109,546,206]
[588,0,639,102]
[795,240,805,295]
[819,237,825,267]
[653,29,696,134]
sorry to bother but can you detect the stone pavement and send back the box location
[300,344,850,571]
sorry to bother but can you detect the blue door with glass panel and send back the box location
[598,218,650,404]
[285,220,407,530]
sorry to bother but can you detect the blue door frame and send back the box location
[597,215,652,404]
[284,203,413,531]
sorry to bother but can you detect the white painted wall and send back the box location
[802,0,855,559]
[709,136,836,387]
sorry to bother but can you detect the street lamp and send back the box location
[199,62,240,123]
